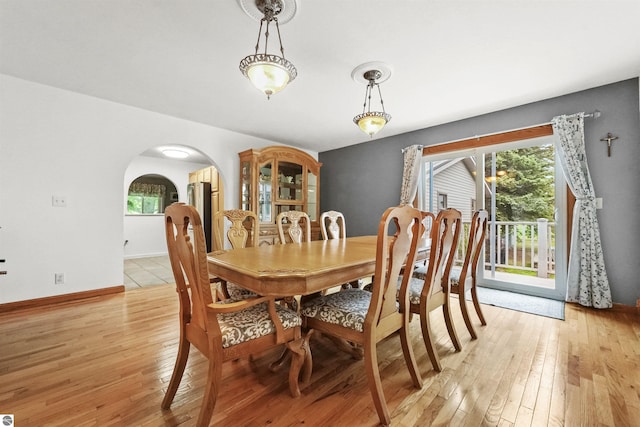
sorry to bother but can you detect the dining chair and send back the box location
[449,209,489,339]
[404,211,435,274]
[404,207,462,372]
[162,203,306,427]
[214,209,259,301]
[301,204,424,426]
[276,211,311,244]
[320,210,346,240]
[320,210,362,290]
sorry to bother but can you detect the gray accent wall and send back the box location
[320,78,640,306]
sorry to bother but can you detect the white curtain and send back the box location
[400,144,423,205]
[552,113,612,308]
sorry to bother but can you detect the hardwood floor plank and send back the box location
[548,322,567,427]
[592,373,615,426]
[513,405,533,427]
[1,285,639,426]
[499,312,542,423]
[580,377,597,427]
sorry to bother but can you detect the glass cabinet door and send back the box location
[277,161,303,202]
[307,169,317,221]
[259,162,272,222]
[241,161,251,211]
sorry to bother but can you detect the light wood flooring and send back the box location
[1,283,638,426]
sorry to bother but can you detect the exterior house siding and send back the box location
[425,159,476,222]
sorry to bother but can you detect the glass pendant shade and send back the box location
[242,55,295,97]
[354,112,390,137]
[247,62,289,96]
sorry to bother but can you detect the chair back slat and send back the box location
[216,209,259,249]
[422,208,462,301]
[277,211,311,244]
[461,210,489,281]
[320,210,346,239]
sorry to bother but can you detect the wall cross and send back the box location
[599,133,618,157]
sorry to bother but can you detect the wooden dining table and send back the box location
[206,235,378,297]
[208,235,382,381]
[207,233,429,390]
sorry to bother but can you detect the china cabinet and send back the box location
[239,146,322,245]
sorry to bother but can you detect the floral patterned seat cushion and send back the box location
[217,302,301,348]
[397,277,424,305]
[225,282,258,300]
[301,289,371,333]
[400,268,462,304]
[412,263,428,280]
[412,264,461,285]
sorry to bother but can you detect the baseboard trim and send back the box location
[0,285,125,314]
[612,302,640,315]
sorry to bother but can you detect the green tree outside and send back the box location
[486,145,555,222]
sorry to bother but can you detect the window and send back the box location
[437,193,448,210]
[127,174,178,215]
[419,133,566,301]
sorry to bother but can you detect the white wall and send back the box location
[0,74,317,304]
[123,156,210,258]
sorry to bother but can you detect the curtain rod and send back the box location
[418,110,601,155]
[583,110,601,119]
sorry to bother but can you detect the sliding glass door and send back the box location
[419,135,566,300]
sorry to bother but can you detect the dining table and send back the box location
[206,235,379,298]
[207,235,382,383]
[206,233,430,392]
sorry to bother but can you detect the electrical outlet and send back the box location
[52,195,67,207]
[55,273,64,284]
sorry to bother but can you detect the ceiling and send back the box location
[1,1,639,154]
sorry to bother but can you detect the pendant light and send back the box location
[352,63,392,137]
[239,0,297,99]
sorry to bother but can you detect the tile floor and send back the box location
[123,256,174,289]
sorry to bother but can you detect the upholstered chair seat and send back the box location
[398,274,454,305]
[217,302,302,348]
[224,282,258,301]
[404,277,427,305]
[301,289,371,333]
[413,264,462,285]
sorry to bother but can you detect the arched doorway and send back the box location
[122,145,223,289]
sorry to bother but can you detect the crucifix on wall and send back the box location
[599,133,619,157]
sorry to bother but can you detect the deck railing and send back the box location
[455,219,555,278]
